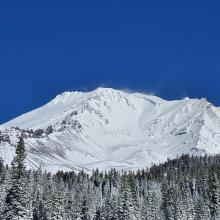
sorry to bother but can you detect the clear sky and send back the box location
[0,1,220,124]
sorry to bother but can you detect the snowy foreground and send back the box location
[1,88,220,173]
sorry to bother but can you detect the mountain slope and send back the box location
[1,88,220,172]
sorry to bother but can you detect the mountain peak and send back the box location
[91,87,127,98]
[1,88,220,172]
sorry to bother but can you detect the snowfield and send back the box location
[1,87,220,172]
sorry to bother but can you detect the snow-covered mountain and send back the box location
[1,87,220,172]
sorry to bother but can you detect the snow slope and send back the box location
[1,88,220,172]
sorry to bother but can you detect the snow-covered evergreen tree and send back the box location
[2,137,31,220]
[0,165,11,219]
[1,153,220,219]
[209,172,220,220]
[118,176,133,220]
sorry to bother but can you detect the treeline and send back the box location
[1,138,220,219]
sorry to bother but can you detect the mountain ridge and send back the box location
[1,87,220,172]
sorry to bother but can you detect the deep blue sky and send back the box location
[0,1,220,124]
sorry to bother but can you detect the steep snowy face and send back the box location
[1,88,220,172]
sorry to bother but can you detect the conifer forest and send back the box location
[1,138,220,220]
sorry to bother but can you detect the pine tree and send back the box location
[50,177,66,220]
[209,172,220,220]
[0,165,11,219]
[3,137,31,220]
[195,196,211,220]
[161,183,175,220]
[41,174,54,220]
[81,198,90,220]
[118,177,133,220]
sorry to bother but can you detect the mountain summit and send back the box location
[1,88,220,172]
